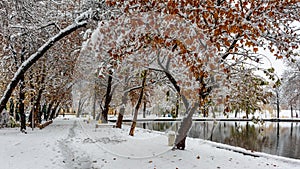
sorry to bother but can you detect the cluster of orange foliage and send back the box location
[99,1,299,118]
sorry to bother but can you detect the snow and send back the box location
[1,115,299,169]
[107,109,299,122]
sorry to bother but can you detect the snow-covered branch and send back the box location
[0,19,88,113]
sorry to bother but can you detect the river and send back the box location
[132,121,300,159]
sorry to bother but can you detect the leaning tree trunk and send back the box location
[0,20,87,115]
[174,104,198,150]
[129,70,147,136]
[163,70,208,150]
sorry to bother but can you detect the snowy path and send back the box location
[0,118,98,169]
[58,120,93,169]
[0,117,299,169]
[0,119,69,169]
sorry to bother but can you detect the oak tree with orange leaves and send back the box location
[101,0,300,149]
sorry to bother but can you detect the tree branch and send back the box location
[0,20,88,113]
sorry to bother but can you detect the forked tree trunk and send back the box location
[129,70,147,136]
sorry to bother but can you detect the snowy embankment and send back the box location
[0,116,299,169]
[107,109,300,122]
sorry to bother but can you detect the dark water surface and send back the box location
[133,121,300,159]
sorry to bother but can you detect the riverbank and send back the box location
[1,116,299,169]
[107,109,300,122]
[107,117,300,122]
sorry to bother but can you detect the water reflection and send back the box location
[134,121,300,159]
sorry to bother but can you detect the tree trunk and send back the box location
[92,83,97,119]
[33,87,44,125]
[129,70,147,136]
[175,97,179,118]
[246,107,249,119]
[19,49,26,131]
[77,98,82,117]
[38,105,43,124]
[116,76,130,128]
[116,109,124,128]
[49,102,59,120]
[290,104,293,118]
[163,69,204,150]
[19,74,26,132]
[143,99,146,118]
[15,102,20,121]
[46,102,53,121]
[102,70,113,123]
[174,104,198,150]
[42,104,47,121]
[116,89,129,128]
[77,97,86,118]
[9,98,14,116]
[276,90,280,118]
[0,20,87,115]
[34,64,46,125]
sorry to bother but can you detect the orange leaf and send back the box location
[277,55,283,59]
[253,47,258,53]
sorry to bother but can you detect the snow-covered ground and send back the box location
[0,115,299,169]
